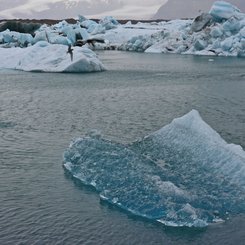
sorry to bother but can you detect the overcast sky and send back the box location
[0,0,168,19]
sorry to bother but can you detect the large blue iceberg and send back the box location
[63,110,245,227]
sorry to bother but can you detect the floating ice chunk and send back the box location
[194,38,208,51]
[61,26,76,44]
[121,34,154,52]
[64,110,245,227]
[221,36,234,50]
[223,17,241,33]
[78,15,87,23]
[212,39,221,49]
[79,28,90,40]
[210,25,223,38]
[99,16,119,30]
[80,19,98,31]
[209,1,241,20]
[55,20,69,29]
[0,42,105,73]
[33,30,69,45]
[144,109,245,187]
[1,30,33,46]
[238,36,245,54]
[240,27,245,38]
[1,30,15,43]
[51,35,70,46]
[2,11,241,57]
[89,24,105,35]
[191,13,213,32]
[145,46,162,53]
[18,33,34,46]
[33,31,49,43]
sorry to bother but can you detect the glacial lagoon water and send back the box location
[0,51,245,244]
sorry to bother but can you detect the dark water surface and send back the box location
[0,51,245,244]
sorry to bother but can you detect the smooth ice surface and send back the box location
[63,110,245,227]
[0,41,105,73]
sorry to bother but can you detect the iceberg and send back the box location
[79,19,105,35]
[143,1,245,56]
[99,16,119,30]
[191,13,213,32]
[223,17,241,33]
[0,1,244,57]
[210,25,223,38]
[63,110,245,227]
[1,29,33,47]
[32,20,91,46]
[120,34,154,52]
[194,38,208,51]
[209,1,241,20]
[221,36,234,50]
[0,41,105,73]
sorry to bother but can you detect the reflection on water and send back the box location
[0,51,245,244]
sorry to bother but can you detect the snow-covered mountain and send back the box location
[153,0,245,19]
[0,0,164,20]
[0,0,121,19]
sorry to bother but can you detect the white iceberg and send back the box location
[143,2,245,57]
[99,16,119,30]
[1,29,33,46]
[0,41,105,73]
[0,1,244,58]
[32,20,91,46]
[210,25,223,38]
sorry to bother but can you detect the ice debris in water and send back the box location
[63,110,245,227]
[1,2,245,58]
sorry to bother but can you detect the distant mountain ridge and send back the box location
[0,0,121,20]
[153,0,245,19]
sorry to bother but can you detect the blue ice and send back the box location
[63,110,245,227]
